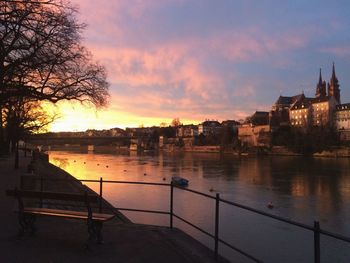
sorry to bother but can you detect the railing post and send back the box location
[314,221,320,263]
[214,193,220,260]
[40,176,43,208]
[99,177,103,213]
[170,182,174,229]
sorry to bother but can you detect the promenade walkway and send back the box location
[0,153,229,263]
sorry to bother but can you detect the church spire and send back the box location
[315,68,326,98]
[331,62,337,81]
[318,68,323,84]
[328,62,340,103]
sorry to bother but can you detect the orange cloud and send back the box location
[89,42,225,101]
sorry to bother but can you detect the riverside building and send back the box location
[272,63,341,129]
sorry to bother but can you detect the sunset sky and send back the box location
[50,0,350,132]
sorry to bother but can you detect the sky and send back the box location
[49,0,350,132]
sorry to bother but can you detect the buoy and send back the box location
[83,162,86,164]
[97,164,100,166]
[124,170,127,172]
[74,160,76,162]
[267,202,274,209]
[162,177,166,181]
[144,173,147,176]
[106,165,109,168]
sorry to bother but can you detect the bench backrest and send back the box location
[6,189,100,203]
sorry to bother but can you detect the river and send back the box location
[48,149,350,262]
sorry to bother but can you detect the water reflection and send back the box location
[49,150,350,262]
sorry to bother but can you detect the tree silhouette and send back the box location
[171,118,182,127]
[0,0,109,152]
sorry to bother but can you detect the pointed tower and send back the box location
[315,68,326,98]
[327,62,340,103]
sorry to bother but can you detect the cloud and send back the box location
[89,42,225,102]
[208,28,312,63]
[319,46,350,57]
[84,27,310,123]
[59,0,349,131]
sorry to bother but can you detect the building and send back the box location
[248,111,270,126]
[176,125,198,137]
[238,124,271,147]
[327,63,341,104]
[272,94,305,125]
[273,64,341,129]
[221,120,240,134]
[335,103,350,141]
[110,128,126,137]
[289,98,312,127]
[311,96,337,127]
[198,121,222,136]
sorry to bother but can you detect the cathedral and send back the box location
[315,63,340,103]
[272,63,340,128]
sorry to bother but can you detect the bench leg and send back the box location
[18,213,36,237]
[95,222,103,244]
[87,220,103,245]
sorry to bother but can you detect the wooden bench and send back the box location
[6,189,115,245]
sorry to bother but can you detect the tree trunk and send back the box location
[0,106,4,153]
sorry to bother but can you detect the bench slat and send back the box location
[23,207,115,221]
[6,189,99,203]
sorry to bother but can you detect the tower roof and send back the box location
[331,62,338,82]
[318,68,323,84]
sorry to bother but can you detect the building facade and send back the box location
[176,125,198,137]
[272,64,341,129]
[335,103,350,141]
[238,124,271,147]
[198,121,222,136]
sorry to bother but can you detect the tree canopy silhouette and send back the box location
[0,0,109,151]
[0,0,109,106]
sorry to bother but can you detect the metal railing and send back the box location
[25,175,350,263]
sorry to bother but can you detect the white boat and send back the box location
[171,176,189,187]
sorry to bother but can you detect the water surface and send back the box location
[49,150,350,262]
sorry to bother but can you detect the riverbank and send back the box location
[1,152,228,263]
[40,144,350,158]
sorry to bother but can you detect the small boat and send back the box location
[171,176,189,187]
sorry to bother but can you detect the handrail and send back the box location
[174,185,216,199]
[24,175,350,263]
[117,207,169,215]
[219,197,314,231]
[173,213,215,238]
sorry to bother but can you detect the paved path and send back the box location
[0,153,229,263]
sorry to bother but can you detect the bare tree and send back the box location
[5,100,56,140]
[4,98,57,167]
[0,0,109,151]
[171,117,182,127]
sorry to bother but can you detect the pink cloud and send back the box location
[89,42,225,102]
[67,1,319,124]
[209,28,312,62]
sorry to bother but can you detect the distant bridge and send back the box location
[27,136,131,146]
